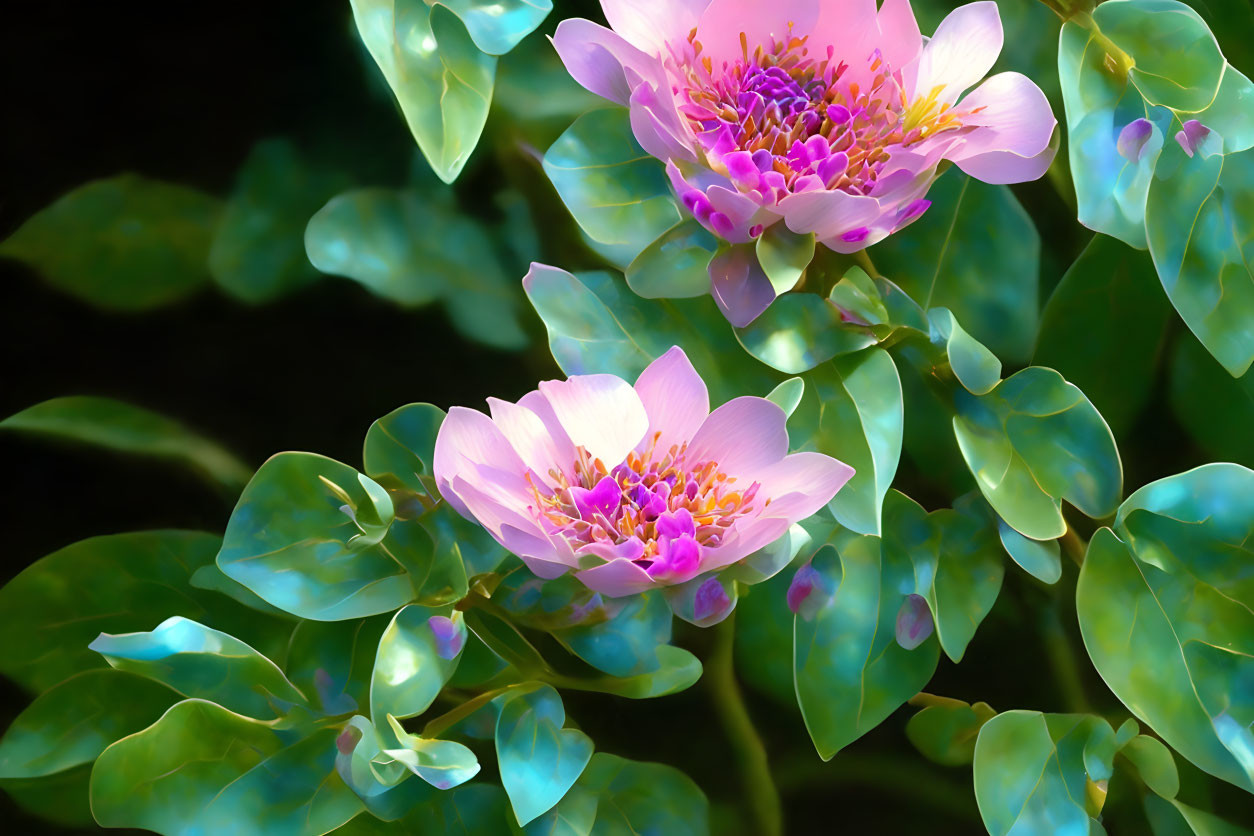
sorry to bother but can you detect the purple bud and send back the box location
[1117,118,1154,162]
[827,104,852,127]
[1174,119,1211,158]
[787,563,821,615]
[428,615,465,660]
[693,577,733,623]
[336,724,363,755]
[840,226,871,244]
[710,211,736,239]
[895,594,934,650]
[749,223,764,238]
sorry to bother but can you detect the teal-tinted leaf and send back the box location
[927,307,1001,396]
[550,590,672,678]
[794,537,940,760]
[91,700,361,836]
[335,715,413,808]
[755,224,815,294]
[190,563,295,619]
[0,174,219,310]
[1169,331,1254,467]
[371,606,464,736]
[580,645,703,699]
[404,783,517,835]
[0,670,173,779]
[870,170,1039,362]
[791,348,902,535]
[0,531,286,693]
[286,617,388,716]
[542,108,680,265]
[997,518,1062,584]
[1192,65,1254,154]
[305,188,525,348]
[625,218,717,299]
[974,711,1113,834]
[352,1,495,182]
[953,366,1122,540]
[735,293,876,374]
[89,616,306,719]
[1034,235,1172,437]
[1058,20,1168,249]
[1144,794,1253,836]
[1,396,251,491]
[734,562,798,706]
[217,452,418,621]
[363,402,444,503]
[529,752,709,836]
[766,377,805,418]
[1122,734,1180,799]
[437,0,551,55]
[1146,138,1254,377]
[383,716,480,789]
[663,573,738,628]
[496,684,594,825]
[905,695,997,766]
[209,138,350,303]
[886,491,1004,663]
[828,265,890,328]
[1078,465,1254,792]
[1093,0,1224,112]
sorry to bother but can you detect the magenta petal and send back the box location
[1117,118,1155,162]
[427,616,465,660]
[708,247,777,327]
[551,18,661,106]
[648,533,701,579]
[687,396,789,479]
[787,562,821,616]
[537,374,649,466]
[576,558,658,597]
[693,577,733,623]
[572,475,622,520]
[634,346,710,453]
[895,594,934,650]
[1174,119,1212,157]
[656,507,696,540]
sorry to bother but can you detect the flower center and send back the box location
[526,434,762,579]
[671,27,971,198]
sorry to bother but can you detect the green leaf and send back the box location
[0,531,287,693]
[953,366,1122,540]
[92,700,361,836]
[1168,331,1254,467]
[1144,794,1254,836]
[496,684,594,825]
[1122,734,1180,799]
[285,617,387,716]
[794,536,940,760]
[0,174,220,311]
[351,1,495,182]
[0,396,252,491]
[528,752,709,836]
[827,265,890,328]
[0,766,96,829]
[436,0,551,55]
[89,616,306,719]
[1191,65,1254,155]
[997,518,1062,584]
[383,715,481,790]
[401,783,517,834]
[0,670,173,779]
[305,187,525,349]
[1077,464,1254,793]
[927,307,1002,396]
[1034,235,1173,437]
[735,293,876,374]
[869,170,1040,363]
[209,138,350,303]
[755,224,815,294]
[974,711,1114,834]
[218,452,430,620]
[362,402,444,502]
[625,219,717,299]
[371,606,465,736]
[766,377,805,418]
[886,491,1005,663]
[1093,0,1224,112]
[906,695,996,766]
[791,349,902,535]
[542,108,680,265]
[1145,138,1254,377]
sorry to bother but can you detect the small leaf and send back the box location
[0,174,219,310]
[383,716,480,790]
[1121,734,1180,799]
[496,684,594,825]
[766,377,805,418]
[997,518,1062,585]
[626,218,718,299]
[1,396,251,491]
[371,606,465,735]
[754,224,815,294]
[927,308,1001,396]
[906,695,996,766]
[735,293,876,374]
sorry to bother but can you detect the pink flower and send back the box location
[433,347,854,597]
[552,0,1056,254]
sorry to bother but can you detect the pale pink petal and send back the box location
[628,79,698,162]
[551,18,663,106]
[708,246,777,327]
[576,558,658,597]
[434,407,529,517]
[701,516,793,570]
[812,0,879,88]
[449,474,574,574]
[537,375,649,466]
[486,396,574,489]
[686,396,789,479]
[913,1,1003,104]
[706,185,774,240]
[779,189,882,240]
[601,0,710,55]
[953,143,1057,184]
[756,451,855,519]
[634,346,710,453]
[877,0,923,87]
[947,72,1058,183]
[696,0,820,66]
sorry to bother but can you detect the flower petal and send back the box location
[686,396,789,479]
[537,374,649,467]
[812,0,879,86]
[707,246,777,327]
[449,473,574,577]
[755,451,855,520]
[487,396,574,489]
[779,188,883,240]
[877,0,923,85]
[434,406,530,517]
[634,346,710,453]
[551,18,662,106]
[696,0,820,66]
[629,78,698,162]
[601,0,710,55]
[913,1,1003,104]
[576,558,658,597]
[948,72,1057,183]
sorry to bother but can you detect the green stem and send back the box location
[1042,601,1092,713]
[422,683,525,739]
[852,248,879,277]
[1074,12,1135,76]
[1061,526,1088,567]
[706,613,783,836]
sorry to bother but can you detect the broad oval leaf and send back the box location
[370,605,465,733]
[906,695,996,766]
[626,218,717,299]
[927,307,1001,396]
[997,518,1062,585]
[755,224,815,294]
[735,293,876,374]
[496,684,594,826]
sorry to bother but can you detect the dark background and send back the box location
[1,1,1248,834]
